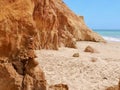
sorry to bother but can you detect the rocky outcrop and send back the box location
[0,0,104,54]
[0,1,47,89]
[0,62,22,90]
[33,0,105,49]
[0,36,46,90]
[0,0,105,90]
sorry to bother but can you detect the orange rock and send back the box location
[49,84,69,90]
[0,63,23,90]
[106,80,120,90]
[33,0,105,49]
[0,48,46,90]
[106,86,118,90]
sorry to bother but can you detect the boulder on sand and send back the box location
[84,46,98,53]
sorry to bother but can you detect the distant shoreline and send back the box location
[93,29,120,42]
[93,29,120,30]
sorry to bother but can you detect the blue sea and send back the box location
[93,29,120,42]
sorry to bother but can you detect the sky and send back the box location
[63,0,120,29]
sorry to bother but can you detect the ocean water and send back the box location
[93,29,120,42]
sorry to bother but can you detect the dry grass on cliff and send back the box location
[36,41,120,90]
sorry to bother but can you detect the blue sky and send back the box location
[63,0,120,29]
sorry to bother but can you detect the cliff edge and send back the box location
[0,0,104,53]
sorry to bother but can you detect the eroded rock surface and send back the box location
[0,62,22,90]
[0,0,105,90]
[33,0,105,49]
[0,36,46,90]
[0,1,46,89]
[0,0,105,53]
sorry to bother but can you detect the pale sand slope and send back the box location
[35,41,120,90]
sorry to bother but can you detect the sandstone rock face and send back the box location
[0,1,46,89]
[0,0,37,57]
[0,0,105,90]
[33,0,105,49]
[0,63,22,90]
[0,0,105,55]
[0,38,46,90]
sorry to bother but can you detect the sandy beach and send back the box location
[36,41,120,90]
